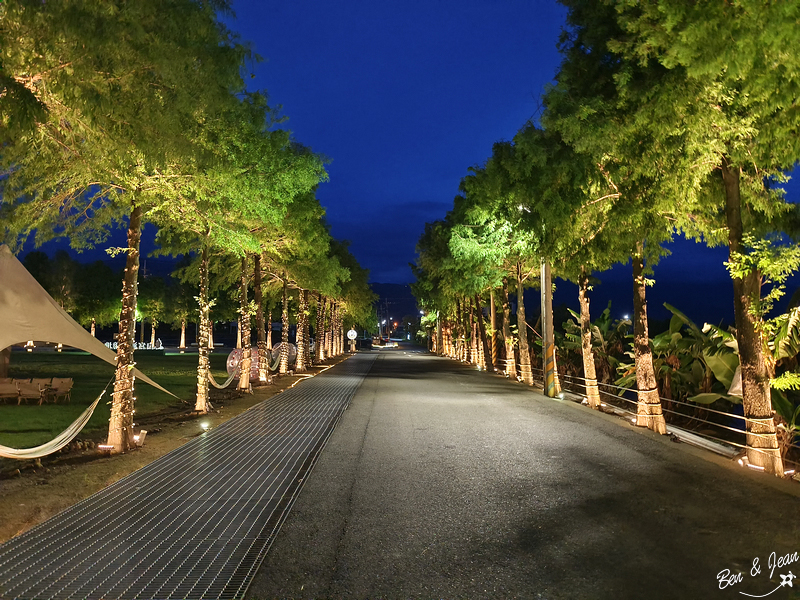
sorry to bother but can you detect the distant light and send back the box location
[738,458,744,466]
[201,422,210,431]
[623,314,629,320]
[784,469,795,475]
[419,310,424,315]
[746,463,765,471]
[98,444,114,450]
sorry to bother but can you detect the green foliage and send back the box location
[562,302,630,383]
[22,250,121,327]
[702,352,739,391]
[771,373,800,392]
[1,0,253,250]
[73,261,121,328]
[726,236,800,318]
[138,276,168,325]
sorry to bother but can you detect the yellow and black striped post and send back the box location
[541,260,557,397]
[490,289,498,371]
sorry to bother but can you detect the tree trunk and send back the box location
[91,318,96,338]
[326,302,335,358]
[502,277,517,379]
[323,297,331,358]
[303,290,311,364]
[436,314,443,356]
[195,242,211,414]
[280,278,289,374]
[331,302,337,357]
[469,301,478,365]
[316,294,326,362]
[296,288,307,372]
[517,261,534,385]
[179,319,186,349]
[722,158,783,474]
[462,298,472,363]
[266,309,273,351]
[107,204,142,453]
[254,254,270,384]
[150,319,157,348]
[579,266,602,409]
[333,303,339,356]
[454,299,462,361]
[633,242,667,434]
[336,305,343,356]
[208,323,214,349]
[140,317,145,345]
[336,303,341,355]
[475,295,491,371]
[238,256,252,391]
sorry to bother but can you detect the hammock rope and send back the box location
[268,352,282,372]
[208,368,238,390]
[211,349,285,389]
[0,390,106,460]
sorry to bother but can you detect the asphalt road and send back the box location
[247,348,800,600]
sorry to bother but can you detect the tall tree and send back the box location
[542,1,691,433]
[606,0,800,473]
[1,0,251,452]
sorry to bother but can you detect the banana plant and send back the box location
[563,301,630,384]
[664,304,741,405]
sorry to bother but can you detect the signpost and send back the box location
[347,328,358,353]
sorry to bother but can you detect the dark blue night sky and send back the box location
[222,0,800,325]
[224,0,568,283]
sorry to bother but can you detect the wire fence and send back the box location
[524,364,800,475]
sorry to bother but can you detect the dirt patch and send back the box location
[0,357,350,544]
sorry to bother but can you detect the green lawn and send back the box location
[0,350,229,448]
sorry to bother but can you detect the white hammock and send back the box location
[210,351,282,389]
[208,369,238,390]
[0,391,105,460]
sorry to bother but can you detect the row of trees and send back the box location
[413,0,800,476]
[1,0,375,453]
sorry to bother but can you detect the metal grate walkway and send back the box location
[0,352,377,600]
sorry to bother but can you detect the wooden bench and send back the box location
[0,377,73,404]
[17,378,47,405]
[48,378,73,403]
[0,380,17,402]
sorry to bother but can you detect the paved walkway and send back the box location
[0,353,376,600]
[247,349,800,600]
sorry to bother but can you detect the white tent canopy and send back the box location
[0,244,175,397]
